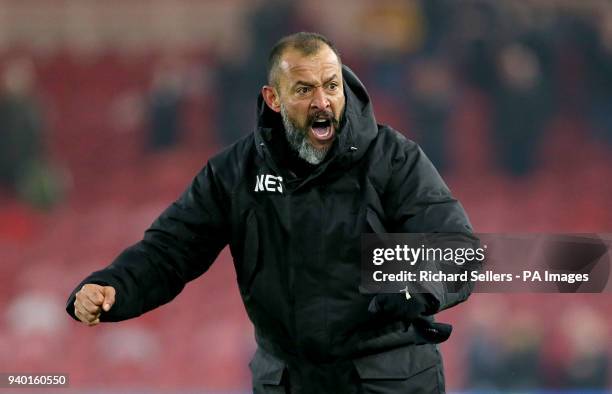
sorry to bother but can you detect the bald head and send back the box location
[267,32,341,90]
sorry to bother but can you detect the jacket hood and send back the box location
[254,65,378,164]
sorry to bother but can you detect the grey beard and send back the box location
[281,104,330,165]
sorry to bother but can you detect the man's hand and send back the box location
[73,284,116,326]
[368,293,427,322]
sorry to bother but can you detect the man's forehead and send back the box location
[278,48,342,81]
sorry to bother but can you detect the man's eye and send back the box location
[328,83,338,90]
[297,87,310,94]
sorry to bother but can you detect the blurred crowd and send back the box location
[0,0,611,392]
[216,0,612,177]
[461,295,610,391]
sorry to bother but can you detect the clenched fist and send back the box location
[73,284,116,326]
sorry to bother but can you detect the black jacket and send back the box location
[67,66,475,392]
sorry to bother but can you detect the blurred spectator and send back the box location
[215,0,301,146]
[450,0,500,91]
[357,0,426,95]
[559,306,610,389]
[359,0,426,58]
[0,58,62,208]
[405,57,455,172]
[496,311,544,389]
[491,42,553,176]
[466,324,504,389]
[584,5,612,145]
[465,296,507,390]
[0,58,42,186]
[146,58,187,151]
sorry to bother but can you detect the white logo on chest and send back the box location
[254,174,283,193]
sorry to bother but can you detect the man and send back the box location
[67,32,476,393]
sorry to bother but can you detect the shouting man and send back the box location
[68,32,476,393]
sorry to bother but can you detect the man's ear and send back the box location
[262,85,281,113]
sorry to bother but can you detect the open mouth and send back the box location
[310,118,334,141]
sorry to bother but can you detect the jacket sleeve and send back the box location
[383,140,480,313]
[66,163,230,322]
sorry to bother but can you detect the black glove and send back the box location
[368,292,433,322]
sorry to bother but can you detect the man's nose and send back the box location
[310,87,330,110]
